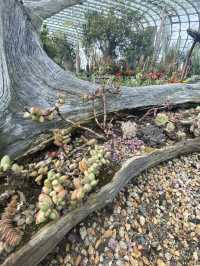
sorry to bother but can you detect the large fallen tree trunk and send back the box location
[2,137,200,266]
[0,0,200,158]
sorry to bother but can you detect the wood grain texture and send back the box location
[0,0,200,159]
[0,3,11,113]
[2,137,200,266]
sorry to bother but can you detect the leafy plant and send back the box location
[40,25,75,71]
[123,27,155,69]
[155,45,182,77]
[82,9,154,69]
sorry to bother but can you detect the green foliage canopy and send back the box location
[40,25,75,70]
[82,9,154,67]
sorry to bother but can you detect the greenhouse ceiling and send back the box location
[37,0,200,54]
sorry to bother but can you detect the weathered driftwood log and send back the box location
[1,0,200,158]
[2,137,200,266]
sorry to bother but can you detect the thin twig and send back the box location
[139,107,158,121]
[55,107,106,141]
[139,101,173,122]
[67,142,89,157]
[102,87,107,129]
[92,97,104,131]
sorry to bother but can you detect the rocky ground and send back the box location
[40,153,200,266]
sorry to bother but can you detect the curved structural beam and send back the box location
[43,0,200,55]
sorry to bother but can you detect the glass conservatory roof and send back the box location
[43,0,200,54]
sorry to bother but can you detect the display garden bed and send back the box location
[1,103,200,266]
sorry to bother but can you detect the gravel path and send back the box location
[40,153,200,266]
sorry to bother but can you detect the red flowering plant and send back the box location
[145,71,164,81]
[115,71,122,79]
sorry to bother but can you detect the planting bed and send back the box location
[1,105,200,266]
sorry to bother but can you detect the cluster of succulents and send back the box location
[23,107,55,123]
[165,121,175,133]
[29,163,49,185]
[0,156,22,173]
[154,113,169,126]
[176,130,186,140]
[70,145,110,203]
[35,194,59,224]
[121,121,137,139]
[53,129,71,148]
[190,113,200,137]
[154,113,176,135]
[35,171,69,224]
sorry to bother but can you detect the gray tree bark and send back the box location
[1,0,200,159]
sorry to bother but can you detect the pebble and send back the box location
[156,259,166,266]
[103,229,113,238]
[139,216,146,226]
[75,255,81,266]
[79,227,87,240]
[40,153,200,266]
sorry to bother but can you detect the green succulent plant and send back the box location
[71,145,111,203]
[0,155,22,173]
[165,122,175,133]
[36,171,69,224]
[155,113,169,126]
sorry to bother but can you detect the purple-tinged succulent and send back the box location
[104,136,144,162]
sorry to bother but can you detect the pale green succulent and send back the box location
[0,155,11,171]
[155,113,169,126]
[0,155,22,173]
[165,122,175,133]
[71,145,111,203]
